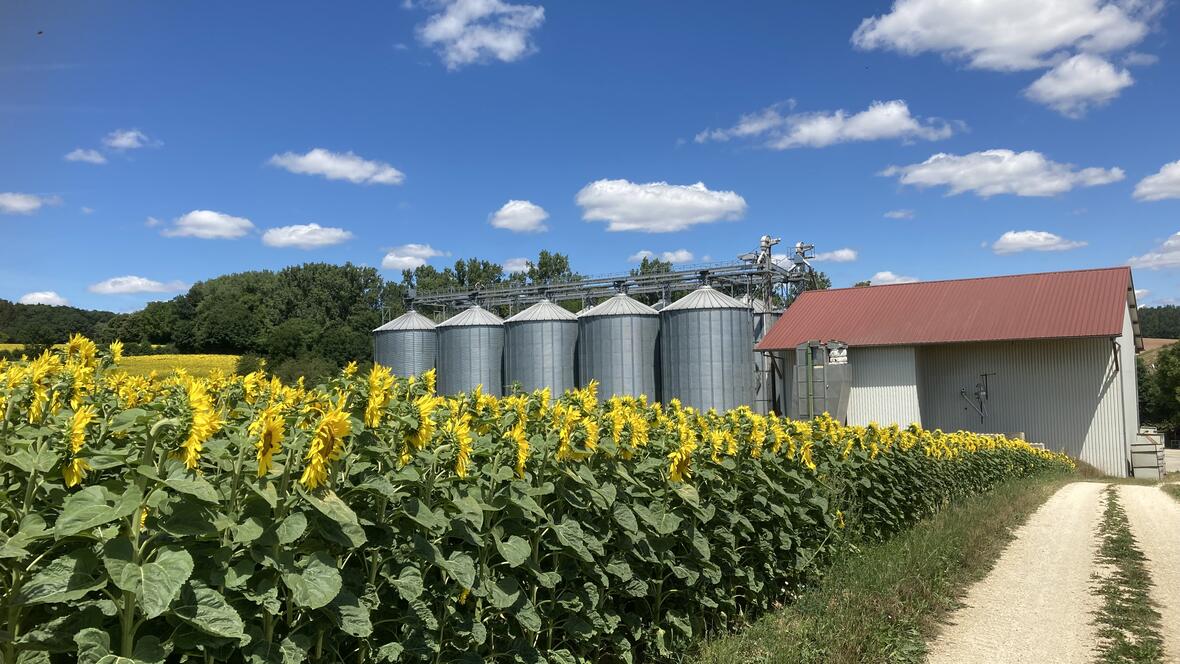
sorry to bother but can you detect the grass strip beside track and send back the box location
[693,473,1070,664]
[1093,486,1165,663]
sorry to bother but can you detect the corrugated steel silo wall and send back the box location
[916,337,1130,477]
[505,320,577,395]
[373,330,437,377]
[578,315,659,399]
[437,326,504,397]
[847,347,923,426]
[660,308,753,412]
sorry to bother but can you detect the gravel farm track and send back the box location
[926,481,1180,664]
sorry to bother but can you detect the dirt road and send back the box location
[926,482,1106,664]
[1119,485,1180,663]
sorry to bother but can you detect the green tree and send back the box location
[1139,346,1180,433]
[1138,305,1180,339]
[527,251,576,284]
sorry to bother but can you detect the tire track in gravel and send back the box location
[926,481,1106,664]
[1118,484,1180,664]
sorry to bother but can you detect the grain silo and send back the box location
[578,293,659,399]
[660,286,754,412]
[436,305,505,396]
[504,299,578,394]
[741,295,782,415]
[372,309,437,377]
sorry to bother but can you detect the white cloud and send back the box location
[103,128,155,150]
[162,210,255,239]
[660,249,694,263]
[813,248,859,263]
[416,0,545,70]
[268,148,405,185]
[852,0,1157,72]
[696,99,953,149]
[884,209,915,219]
[1123,51,1159,66]
[870,270,918,285]
[81,206,94,214]
[627,249,695,263]
[64,148,107,164]
[1134,160,1180,201]
[489,199,548,232]
[382,243,447,270]
[0,192,60,215]
[1024,54,1133,117]
[89,276,187,295]
[503,257,530,273]
[992,230,1088,254]
[262,223,354,249]
[575,179,747,232]
[1129,232,1180,269]
[145,216,161,227]
[1134,288,1149,300]
[881,149,1124,197]
[18,291,69,306]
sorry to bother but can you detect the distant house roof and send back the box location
[756,267,1143,351]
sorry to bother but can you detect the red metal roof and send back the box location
[757,267,1139,351]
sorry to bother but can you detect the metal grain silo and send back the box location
[577,294,659,399]
[436,305,505,396]
[372,309,437,377]
[741,295,782,415]
[504,300,578,395]
[660,286,754,412]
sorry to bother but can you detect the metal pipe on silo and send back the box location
[436,305,505,396]
[372,309,437,377]
[504,299,578,395]
[660,286,754,412]
[577,293,660,400]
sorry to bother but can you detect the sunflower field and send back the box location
[0,336,1073,663]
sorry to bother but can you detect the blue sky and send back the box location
[2,1,1179,312]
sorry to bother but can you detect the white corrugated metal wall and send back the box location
[1119,305,1140,458]
[847,347,923,426]
[916,336,1131,476]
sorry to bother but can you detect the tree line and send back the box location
[0,252,838,381]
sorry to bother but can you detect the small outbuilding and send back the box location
[756,267,1143,476]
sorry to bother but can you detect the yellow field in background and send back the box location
[114,354,240,377]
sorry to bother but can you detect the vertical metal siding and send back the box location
[577,314,659,399]
[776,351,795,416]
[660,307,754,412]
[752,311,780,414]
[504,320,578,395]
[373,329,437,377]
[916,338,1130,476]
[847,347,922,426]
[437,326,505,397]
[1120,306,1139,466]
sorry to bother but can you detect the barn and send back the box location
[756,267,1143,476]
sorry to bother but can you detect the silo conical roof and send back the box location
[738,294,771,314]
[579,293,658,318]
[437,305,504,328]
[506,299,577,323]
[373,309,437,332]
[662,285,748,312]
